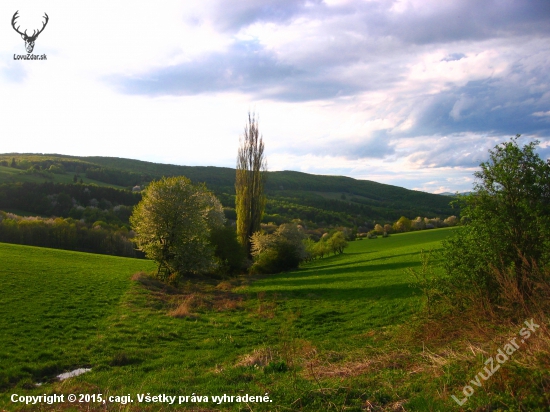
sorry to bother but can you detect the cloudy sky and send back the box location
[2,0,549,193]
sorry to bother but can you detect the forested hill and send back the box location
[0,153,455,227]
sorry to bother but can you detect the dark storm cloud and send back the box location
[409,66,550,137]
[110,0,550,101]
[206,0,550,43]
[110,41,296,96]
[406,134,550,169]
[107,0,550,167]
[108,40,362,101]
[375,0,550,45]
[337,131,396,160]
[282,129,396,160]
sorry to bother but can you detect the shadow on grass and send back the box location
[247,260,419,301]
[247,281,415,302]
[301,251,426,271]
[264,260,421,287]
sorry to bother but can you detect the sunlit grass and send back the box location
[0,229,460,411]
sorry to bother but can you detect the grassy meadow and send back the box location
[3,227,546,411]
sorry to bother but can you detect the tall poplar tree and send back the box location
[235,112,267,258]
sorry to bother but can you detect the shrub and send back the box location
[441,136,550,313]
[314,240,330,258]
[250,223,306,274]
[327,231,348,254]
[209,226,246,275]
[251,240,301,274]
[393,216,412,232]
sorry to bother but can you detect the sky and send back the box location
[1,0,549,193]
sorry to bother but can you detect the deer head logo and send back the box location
[12,11,49,54]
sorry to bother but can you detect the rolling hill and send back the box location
[0,153,456,227]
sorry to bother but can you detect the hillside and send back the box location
[0,153,456,227]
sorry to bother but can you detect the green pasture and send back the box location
[0,228,456,411]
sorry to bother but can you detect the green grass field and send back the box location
[0,228,463,411]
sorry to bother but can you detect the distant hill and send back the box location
[0,153,456,227]
[439,191,471,196]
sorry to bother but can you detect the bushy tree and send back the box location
[442,136,550,306]
[275,223,307,259]
[208,226,246,275]
[412,217,425,230]
[393,216,412,232]
[130,176,225,280]
[302,238,317,262]
[250,231,276,257]
[250,223,305,274]
[373,224,384,234]
[327,231,348,254]
[251,240,301,274]
[443,215,458,226]
[314,239,331,258]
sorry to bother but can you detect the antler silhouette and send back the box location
[11,11,26,37]
[11,11,49,53]
[33,13,49,39]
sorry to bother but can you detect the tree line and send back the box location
[3,157,149,188]
[0,182,140,217]
[356,215,459,238]
[0,211,138,257]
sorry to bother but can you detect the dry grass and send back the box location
[215,280,234,292]
[131,271,179,295]
[255,291,278,319]
[304,349,411,380]
[235,339,317,371]
[235,347,278,368]
[410,258,550,372]
[168,300,199,319]
[305,358,375,379]
[212,296,243,312]
[363,400,408,412]
[130,272,246,318]
[167,289,245,318]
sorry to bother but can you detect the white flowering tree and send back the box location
[130,176,225,280]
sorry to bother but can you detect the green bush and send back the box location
[441,136,550,312]
[209,226,246,275]
[250,240,300,274]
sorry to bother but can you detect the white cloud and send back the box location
[0,0,549,194]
